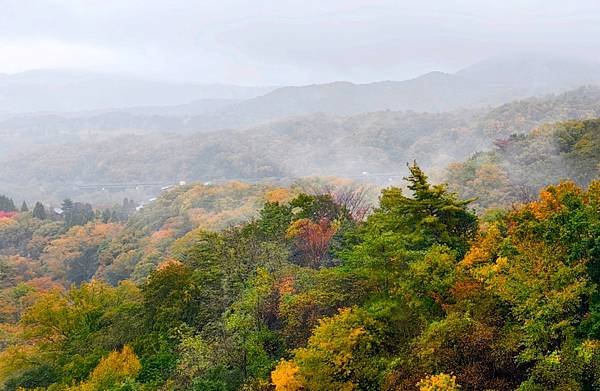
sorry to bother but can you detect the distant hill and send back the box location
[0,109,480,203]
[0,69,275,113]
[5,85,600,204]
[447,118,600,211]
[477,86,600,137]
[3,54,600,204]
[3,53,600,134]
[122,98,242,117]
[182,53,600,131]
[0,72,494,160]
[184,71,512,131]
[456,53,600,95]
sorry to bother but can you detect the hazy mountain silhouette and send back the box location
[0,69,275,113]
[3,53,600,135]
[184,53,600,131]
[456,53,600,95]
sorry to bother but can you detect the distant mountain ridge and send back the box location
[183,71,506,131]
[176,53,600,131]
[3,53,600,202]
[0,69,276,113]
[3,53,600,120]
[456,53,600,93]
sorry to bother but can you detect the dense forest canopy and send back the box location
[1,145,599,389]
[2,44,600,391]
[3,1,600,388]
[4,0,600,388]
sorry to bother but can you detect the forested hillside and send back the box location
[0,110,480,203]
[0,178,370,286]
[3,2,600,389]
[477,86,600,137]
[447,118,600,210]
[1,163,599,390]
[5,86,600,204]
[0,182,288,288]
[2,49,600,391]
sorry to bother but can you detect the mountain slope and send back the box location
[4,54,600,137]
[477,86,600,137]
[181,53,600,131]
[0,110,481,203]
[447,118,600,210]
[184,72,509,131]
[457,53,600,94]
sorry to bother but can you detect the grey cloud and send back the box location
[1,0,600,84]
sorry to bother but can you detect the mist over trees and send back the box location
[1,38,600,391]
[4,82,600,205]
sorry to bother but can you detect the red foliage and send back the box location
[0,211,17,219]
[288,218,338,268]
[493,138,513,150]
[26,277,64,292]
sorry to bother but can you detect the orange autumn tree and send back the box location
[41,222,123,285]
[286,218,339,268]
[447,180,600,389]
[272,360,302,391]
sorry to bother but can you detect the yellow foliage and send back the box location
[529,181,580,220]
[577,339,600,364]
[285,219,309,239]
[265,188,295,203]
[530,190,561,220]
[74,345,141,390]
[459,224,502,269]
[281,307,377,390]
[417,373,461,390]
[0,217,16,228]
[272,360,303,391]
[473,163,510,188]
[586,180,600,206]
[0,344,39,383]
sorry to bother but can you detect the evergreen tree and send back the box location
[0,195,17,212]
[32,202,47,220]
[20,201,29,212]
[399,161,478,257]
[101,209,111,223]
[342,162,477,297]
[61,198,73,213]
[62,199,94,227]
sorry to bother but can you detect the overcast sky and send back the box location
[2,0,600,85]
